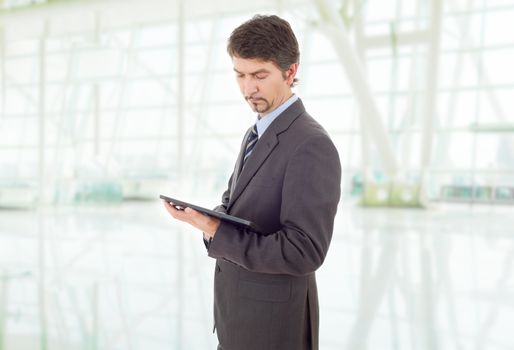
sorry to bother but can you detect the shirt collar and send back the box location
[255,94,299,138]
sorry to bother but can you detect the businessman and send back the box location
[163,15,341,350]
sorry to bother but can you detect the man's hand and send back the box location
[162,200,221,239]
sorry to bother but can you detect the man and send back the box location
[163,14,341,350]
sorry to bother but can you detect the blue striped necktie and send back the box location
[242,124,258,167]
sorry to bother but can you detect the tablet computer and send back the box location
[160,194,260,232]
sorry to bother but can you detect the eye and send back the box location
[255,74,267,80]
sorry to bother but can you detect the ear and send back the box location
[285,63,299,86]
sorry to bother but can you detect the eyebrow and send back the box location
[233,68,271,75]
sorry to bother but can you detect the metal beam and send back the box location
[0,272,6,350]
[0,25,4,119]
[175,1,185,349]
[102,26,138,171]
[93,12,101,158]
[38,21,48,204]
[37,20,49,350]
[470,123,514,133]
[362,30,431,49]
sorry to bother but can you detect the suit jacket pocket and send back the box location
[238,279,291,303]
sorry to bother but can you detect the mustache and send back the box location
[246,95,264,102]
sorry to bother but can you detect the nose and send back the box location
[243,77,258,98]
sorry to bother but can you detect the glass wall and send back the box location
[1,0,513,207]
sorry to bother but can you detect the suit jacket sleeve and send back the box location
[207,135,341,276]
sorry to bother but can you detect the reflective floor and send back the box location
[1,201,514,349]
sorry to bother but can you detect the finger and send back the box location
[163,201,189,221]
[163,200,177,214]
[163,200,183,213]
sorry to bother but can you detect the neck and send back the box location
[260,92,294,118]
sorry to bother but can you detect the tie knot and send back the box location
[251,124,258,137]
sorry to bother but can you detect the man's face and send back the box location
[232,56,297,116]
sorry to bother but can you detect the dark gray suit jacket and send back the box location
[208,99,341,350]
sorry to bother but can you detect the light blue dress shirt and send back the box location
[255,94,299,138]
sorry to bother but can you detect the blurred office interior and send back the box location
[0,0,514,349]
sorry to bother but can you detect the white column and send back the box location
[420,0,442,182]
[314,0,399,177]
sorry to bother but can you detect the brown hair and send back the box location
[227,15,299,86]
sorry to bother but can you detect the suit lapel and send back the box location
[228,132,279,209]
[228,99,306,211]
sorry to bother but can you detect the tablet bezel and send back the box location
[160,194,260,232]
